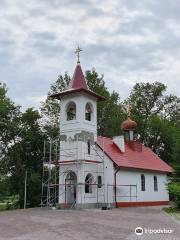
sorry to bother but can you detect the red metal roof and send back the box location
[97,136,173,173]
[69,64,88,89]
[50,64,106,101]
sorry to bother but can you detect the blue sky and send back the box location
[0,0,180,109]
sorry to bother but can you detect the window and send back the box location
[87,140,91,155]
[85,103,92,121]
[154,176,158,191]
[97,176,102,188]
[124,131,130,141]
[66,102,76,121]
[141,174,145,191]
[85,173,93,193]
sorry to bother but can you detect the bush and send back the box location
[168,182,180,209]
[5,195,19,210]
[0,195,20,211]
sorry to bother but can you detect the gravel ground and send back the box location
[0,206,179,240]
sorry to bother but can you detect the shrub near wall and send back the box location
[168,182,180,209]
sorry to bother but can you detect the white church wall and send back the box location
[59,140,102,163]
[58,152,169,206]
[58,143,115,206]
[95,146,115,204]
[116,169,169,203]
[83,161,104,204]
[58,161,105,205]
[104,155,114,204]
[59,163,89,205]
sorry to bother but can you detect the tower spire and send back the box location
[50,48,106,101]
[75,46,82,64]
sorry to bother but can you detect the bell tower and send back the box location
[50,49,106,208]
[51,47,105,143]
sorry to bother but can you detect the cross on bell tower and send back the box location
[75,46,82,64]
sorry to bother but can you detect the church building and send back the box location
[50,49,172,209]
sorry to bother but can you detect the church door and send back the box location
[65,171,77,204]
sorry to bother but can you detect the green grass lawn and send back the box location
[173,212,180,220]
[0,202,7,211]
[0,195,20,211]
[164,207,180,221]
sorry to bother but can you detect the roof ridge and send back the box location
[97,135,112,140]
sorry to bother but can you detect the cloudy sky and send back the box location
[0,0,180,110]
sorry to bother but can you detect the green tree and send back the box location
[0,83,21,201]
[145,116,175,163]
[86,69,125,136]
[126,82,165,140]
[171,128,180,180]
[0,83,21,158]
[126,82,180,141]
[5,108,45,207]
[163,95,180,127]
[126,82,180,164]
[40,73,71,139]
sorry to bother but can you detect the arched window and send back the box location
[141,174,145,191]
[85,173,93,193]
[154,176,158,191]
[66,102,76,121]
[85,103,93,121]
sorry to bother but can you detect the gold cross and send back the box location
[75,46,82,64]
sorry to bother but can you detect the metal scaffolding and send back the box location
[40,137,106,209]
[40,139,60,208]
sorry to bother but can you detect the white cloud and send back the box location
[0,0,180,110]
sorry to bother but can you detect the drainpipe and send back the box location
[114,167,120,208]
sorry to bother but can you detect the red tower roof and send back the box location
[50,63,106,101]
[69,64,88,89]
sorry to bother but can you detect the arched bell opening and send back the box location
[85,102,93,121]
[66,101,76,121]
